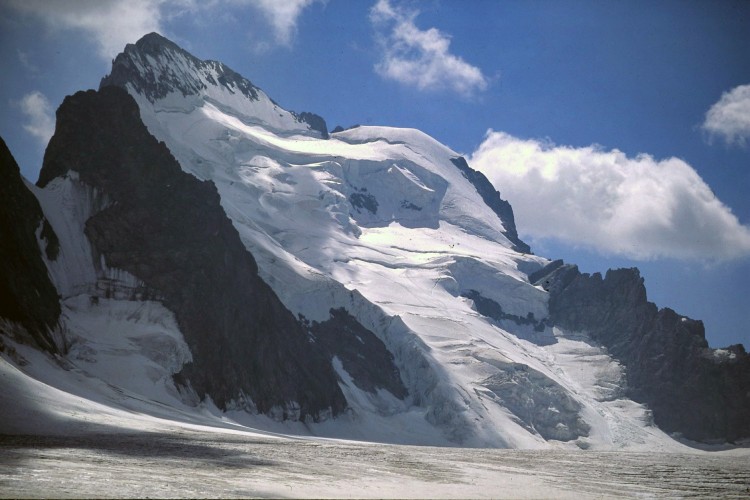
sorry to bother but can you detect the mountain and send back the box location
[38,85,347,420]
[97,32,329,143]
[1,32,747,448]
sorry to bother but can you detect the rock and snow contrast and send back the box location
[2,32,749,471]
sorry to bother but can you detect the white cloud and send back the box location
[702,84,750,147]
[17,91,55,145]
[246,0,320,46]
[6,0,163,60]
[17,50,39,73]
[469,130,750,261]
[5,0,317,60]
[370,0,488,97]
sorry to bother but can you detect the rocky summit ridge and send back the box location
[100,32,329,138]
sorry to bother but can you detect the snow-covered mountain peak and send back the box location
[100,33,526,252]
[4,33,746,451]
[101,33,234,102]
[101,32,328,138]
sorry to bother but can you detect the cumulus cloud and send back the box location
[702,84,750,147]
[17,91,55,145]
[245,0,320,46]
[469,130,750,261]
[6,0,163,60]
[370,0,488,97]
[5,0,317,60]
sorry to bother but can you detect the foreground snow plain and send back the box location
[4,431,750,499]
[2,350,749,499]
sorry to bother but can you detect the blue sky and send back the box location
[1,0,749,348]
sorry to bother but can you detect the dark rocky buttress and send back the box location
[293,111,329,139]
[307,308,408,399]
[38,86,346,420]
[533,261,750,442]
[0,136,61,353]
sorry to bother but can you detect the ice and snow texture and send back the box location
[9,42,727,451]
[108,72,688,450]
[2,430,749,499]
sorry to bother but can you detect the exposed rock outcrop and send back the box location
[449,157,530,253]
[533,262,750,442]
[306,308,408,399]
[0,136,61,353]
[293,111,329,139]
[100,32,260,103]
[38,86,347,421]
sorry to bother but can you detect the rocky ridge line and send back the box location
[533,261,750,442]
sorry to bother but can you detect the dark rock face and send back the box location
[39,86,346,421]
[463,290,541,329]
[449,157,530,253]
[534,263,750,442]
[307,308,407,399]
[349,191,379,215]
[462,290,556,346]
[400,200,422,211]
[100,32,260,103]
[293,111,329,139]
[0,137,61,353]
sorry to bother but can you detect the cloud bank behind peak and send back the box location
[470,130,750,262]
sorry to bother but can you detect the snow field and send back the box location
[2,429,749,499]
